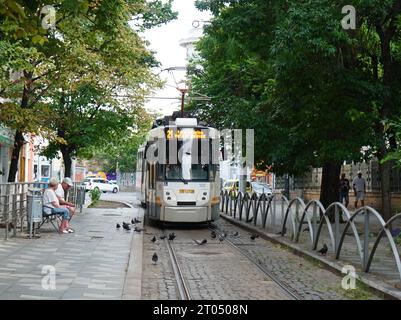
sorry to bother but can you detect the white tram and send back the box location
[136,116,220,224]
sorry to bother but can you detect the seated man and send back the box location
[43,178,74,234]
[55,177,76,219]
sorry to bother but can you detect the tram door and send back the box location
[147,163,157,219]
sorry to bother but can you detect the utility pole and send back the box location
[178,87,188,117]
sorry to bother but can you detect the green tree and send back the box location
[87,111,152,172]
[0,0,176,181]
[192,0,381,211]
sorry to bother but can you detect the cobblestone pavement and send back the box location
[143,224,294,300]
[213,218,382,300]
[142,225,178,300]
[0,197,141,300]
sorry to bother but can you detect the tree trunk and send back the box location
[319,161,342,208]
[7,75,31,182]
[60,145,72,178]
[7,130,24,182]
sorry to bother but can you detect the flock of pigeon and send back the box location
[117,223,330,264]
[116,218,143,232]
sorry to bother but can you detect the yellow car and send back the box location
[222,179,252,197]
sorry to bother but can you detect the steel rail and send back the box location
[164,237,192,300]
[209,224,301,300]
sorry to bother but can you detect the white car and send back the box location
[251,182,272,197]
[83,178,119,193]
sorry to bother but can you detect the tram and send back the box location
[136,115,220,224]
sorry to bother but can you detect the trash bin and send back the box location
[76,185,86,213]
[27,188,43,238]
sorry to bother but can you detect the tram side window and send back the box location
[156,164,164,181]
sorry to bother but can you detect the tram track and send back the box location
[209,223,302,300]
[163,236,192,300]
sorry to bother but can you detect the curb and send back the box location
[122,205,143,300]
[220,213,401,300]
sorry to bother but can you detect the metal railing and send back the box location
[0,182,85,239]
[220,190,401,283]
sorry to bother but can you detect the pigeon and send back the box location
[250,234,259,240]
[116,223,121,229]
[122,222,130,228]
[152,252,158,264]
[211,232,217,239]
[131,219,135,225]
[151,236,157,243]
[123,223,131,231]
[218,235,224,243]
[194,239,207,245]
[168,233,176,241]
[231,231,239,237]
[134,218,141,223]
[221,232,227,238]
[134,226,145,232]
[159,235,167,240]
[317,244,328,256]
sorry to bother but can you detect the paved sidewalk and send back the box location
[0,204,143,300]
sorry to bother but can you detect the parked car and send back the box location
[222,179,252,196]
[83,178,119,193]
[251,182,272,196]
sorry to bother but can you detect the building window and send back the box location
[41,165,50,178]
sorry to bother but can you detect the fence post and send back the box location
[312,203,317,245]
[363,208,370,270]
[334,205,340,254]
[272,196,276,227]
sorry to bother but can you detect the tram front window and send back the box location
[165,164,209,181]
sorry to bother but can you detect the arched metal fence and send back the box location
[220,190,401,283]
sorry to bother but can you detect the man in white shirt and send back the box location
[353,171,366,209]
[43,178,74,234]
[55,177,76,218]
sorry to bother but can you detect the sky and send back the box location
[141,0,211,117]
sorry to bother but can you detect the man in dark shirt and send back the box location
[339,173,350,208]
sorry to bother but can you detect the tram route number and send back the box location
[153,304,248,317]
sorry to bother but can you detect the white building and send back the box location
[179,26,203,61]
[32,136,75,182]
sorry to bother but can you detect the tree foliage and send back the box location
[0,0,176,179]
[190,0,401,217]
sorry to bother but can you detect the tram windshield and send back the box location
[165,164,209,181]
[163,127,218,182]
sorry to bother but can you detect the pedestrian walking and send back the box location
[339,173,350,208]
[352,171,366,209]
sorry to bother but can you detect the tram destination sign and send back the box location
[166,129,207,140]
